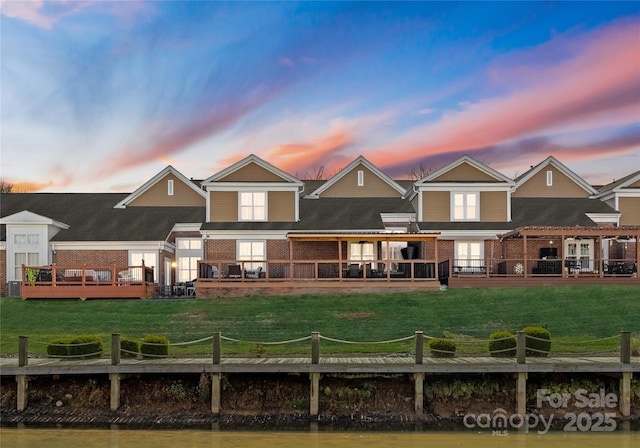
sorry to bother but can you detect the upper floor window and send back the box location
[357,170,364,186]
[239,192,266,221]
[168,179,174,196]
[546,170,553,187]
[452,192,479,221]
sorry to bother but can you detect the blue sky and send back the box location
[1,1,639,192]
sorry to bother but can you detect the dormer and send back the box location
[414,155,514,222]
[513,156,597,198]
[202,154,304,223]
[306,156,406,198]
[114,166,206,208]
[595,170,640,225]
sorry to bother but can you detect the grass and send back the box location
[1,285,638,356]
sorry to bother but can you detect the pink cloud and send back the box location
[0,0,152,30]
[268,131,354,177]
[368,19,640,171]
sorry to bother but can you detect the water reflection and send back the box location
[1,428,638,448]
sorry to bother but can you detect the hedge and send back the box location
[428,338,457,358]
[140,334,170,358]
[522,326,551,357]
[488,330,516,357]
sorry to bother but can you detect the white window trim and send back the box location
[238,191,268,222]
[546,170,553,187]
[168,179,174,196]
[357,170,364,186]
[451,192,480,221]
[237,240,266,270]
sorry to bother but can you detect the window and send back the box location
[168,179,174,196]
[452,192,479,221]
[130,251,158,282]
[15,252,39,281]
[350,242,375,262]
[381,241,407,272]
[546,170,553,187]
[357,170,364,186]
[239,192,266,221]
[176,238,203,282]
[455,241,483,271]
[177,239,202,250]
[238,240,265,270]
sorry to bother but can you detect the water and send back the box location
[0,428,638,448]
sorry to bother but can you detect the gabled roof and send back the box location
[415,155,514,185]
[305,155,406,197]
[115,165,205,208]
[202,154,303,185]
[0,210,69,229]
[514,156,597,195]
[596,170,640,197]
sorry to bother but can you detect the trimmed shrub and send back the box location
[140,334,169,358]
[522,326,551,357]
[68,335,104,359]
[489,331,516,357]
[121,337,140,358]
[428,338,457,358]
[47,338,71,357]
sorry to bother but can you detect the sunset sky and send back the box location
[1,1,639,192]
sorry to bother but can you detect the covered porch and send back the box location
[446,225,640,287]
[196,233,442,297]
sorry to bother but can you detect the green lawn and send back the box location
[1,285,638,356]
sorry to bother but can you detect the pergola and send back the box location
[498,225,640,278]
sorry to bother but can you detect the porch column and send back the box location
[338,238,343,280]
[599,235,604,278]
[523,235,528,278]
[289,239,294,281]
[561,235,567,278]
[434,238,439,282]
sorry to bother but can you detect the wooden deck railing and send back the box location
[451,258,638,279]
[197,259,439,283]
[19,264,155,300]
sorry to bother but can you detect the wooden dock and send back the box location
[3,349,636,418]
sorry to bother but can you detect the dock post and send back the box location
[213,332,221,365]
[516,331,526,364]
[415,331,423,365]
[620,372,631,417]
[16,375,28,411]
[111,334,120,365]
[310,332,320,416]
[620,331,631,364]
[414,372,425,416]
[310,372,320,416]
[211,373,221,414]
[18,336,28,367]
[516,372,527,417]
[110,373,120,411]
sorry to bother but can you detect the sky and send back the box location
[1,1,639,193]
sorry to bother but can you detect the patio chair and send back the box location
[227,264,242,278]
[245,266,263,279]
[349,264,360,278]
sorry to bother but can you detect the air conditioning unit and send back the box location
[8,281,21,297]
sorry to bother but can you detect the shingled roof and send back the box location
[201,197,415,232]
[1,193,205,242]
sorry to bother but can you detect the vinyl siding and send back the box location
[209,191,237,222]
[129,173,205,206]
[268,191,296,221]
[513,167,589,197]
[619,197,640,225]
[322,165,400,197]
[422,191,450,221]
[431,162,497,182]
[218,162,287,182]
[479,191,507,221]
